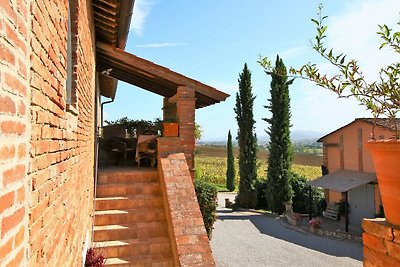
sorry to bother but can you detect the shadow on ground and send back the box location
[217,208,363,261]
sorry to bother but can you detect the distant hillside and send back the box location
[199,130,326,146]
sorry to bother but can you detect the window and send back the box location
[66,0,77,106]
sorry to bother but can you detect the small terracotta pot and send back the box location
[365,140,400,226]
[163,123,179,137]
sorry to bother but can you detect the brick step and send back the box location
[104,253,173,267]
[94,208,166,226]
[95,196,164,211]
[96,183,161,198]
[94,237,172,259]
[98,169,159,185]
[94,222,169,242]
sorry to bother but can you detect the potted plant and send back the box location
[163,117,179,137]
[309,217,321,233]
[259,5,399,225]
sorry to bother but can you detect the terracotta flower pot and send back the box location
[163,123,179,137]
[365,140,400,226]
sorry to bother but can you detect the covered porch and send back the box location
[96,41,229,176]
[94,35,229,265]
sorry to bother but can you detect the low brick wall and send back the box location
[363,218,400,266]
[158,152,215,266]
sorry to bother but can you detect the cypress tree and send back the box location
[234,63,258,208]
[263,55,293,214]
[226,130,235,192]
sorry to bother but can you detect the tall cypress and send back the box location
[234,63,258,208]
[263,56,293,214]
[226,130,235,192]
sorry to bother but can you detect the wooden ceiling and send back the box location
[93,0,119,46]
[96,42,229,108]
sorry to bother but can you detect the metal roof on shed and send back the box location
[307,170,377,192]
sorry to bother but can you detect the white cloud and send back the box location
[326,0,400,80]
[291,0,399,132]
[135,42,188,48]
[279,46,308,61]
[291,79,371,133]
[130,0,154,36]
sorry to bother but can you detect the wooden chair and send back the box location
[135,135,158,167]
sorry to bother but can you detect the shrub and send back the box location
[194,180,218,239]
[290,173,325,215]
[85,248,105,267]
[255,179,269,210]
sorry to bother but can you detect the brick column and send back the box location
[163,97,177,122]
[362,218,400,266]
[176,86,195,178]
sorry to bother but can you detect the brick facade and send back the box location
[157,150,215,266]
[0,0,30,266]
[363,218,400,266]
[1,0,97,266]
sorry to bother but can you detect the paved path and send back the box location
[210,193,363,267]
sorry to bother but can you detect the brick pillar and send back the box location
[362,218,400,266]
[176,86,195,179]
[163,97,177,122]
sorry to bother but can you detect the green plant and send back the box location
[105,117,162,136]
[255,179,269,210]
[290,173,325,215]
[195,123,203,141]
[261,56,294,215]
[85,247,105,267]
[235,63,258,208]
[194,180,218,239]
[226,130,235,191]
[338,201,349,218]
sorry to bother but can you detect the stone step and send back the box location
[96,183,161,198]
[94,237,171,259]
[95,196,164,211]
[93,222,169,242]
[98,169,159,185]
[104,253,173,267]
[94,208,166,226]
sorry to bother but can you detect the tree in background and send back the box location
[195,123,203,141]
[226,130,235,192]
[234,63,258,208]
[260,56,293,214]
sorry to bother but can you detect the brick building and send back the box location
[0,1,228,266]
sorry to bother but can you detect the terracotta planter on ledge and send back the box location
[365,140,400,226]
[163,123,179,137]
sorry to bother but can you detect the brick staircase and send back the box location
[93,169,174,266]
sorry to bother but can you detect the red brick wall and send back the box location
[157,149,215,266]
[363,218,400,266]
[28,0,96,265]
[0,0,30,266]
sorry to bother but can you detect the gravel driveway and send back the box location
[210,193,363,267]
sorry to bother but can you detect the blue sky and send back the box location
[103,0,399,141]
